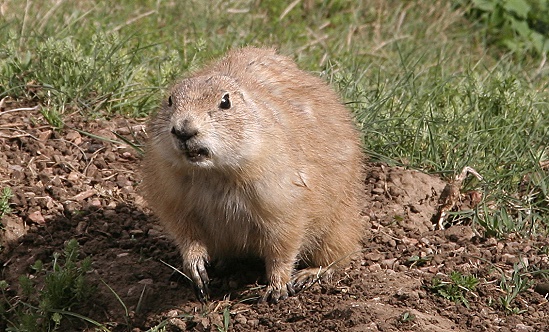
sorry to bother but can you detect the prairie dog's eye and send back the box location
[219,93,231,110]
[168,96,173,107]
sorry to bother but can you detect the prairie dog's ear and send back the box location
[219,92,231,110]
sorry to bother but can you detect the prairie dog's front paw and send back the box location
[184,255,210,302]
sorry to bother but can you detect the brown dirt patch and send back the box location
[1,104,548,331]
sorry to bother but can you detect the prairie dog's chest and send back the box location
[182,175,253,222]
[181,175,264,254]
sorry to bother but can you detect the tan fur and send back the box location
[142,47,364,302]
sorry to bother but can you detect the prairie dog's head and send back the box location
[149,75,263,170]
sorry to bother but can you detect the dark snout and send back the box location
[171,119,211,163]
[171,119,198,143]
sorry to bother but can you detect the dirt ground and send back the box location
[1,103,548,331]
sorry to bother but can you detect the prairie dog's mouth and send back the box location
[170,131,212,164]
[185,146,211,163]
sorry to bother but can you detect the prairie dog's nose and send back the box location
[171,119,198,142]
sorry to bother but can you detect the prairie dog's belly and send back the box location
[179,178,263,257]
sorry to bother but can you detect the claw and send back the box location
[259,282,295,304]
[293,276,314,291]
[187,257,210,302]
[193,282,210,303]
[287,282,296,296]
[292,267,327,292]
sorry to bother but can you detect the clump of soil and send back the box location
[1,104,548,331]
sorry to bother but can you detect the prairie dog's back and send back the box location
[193,47,360,170]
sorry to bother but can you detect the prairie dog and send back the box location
[142,47,364,303]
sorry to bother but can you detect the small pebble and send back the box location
[28,210,45,224]
[534,283,549,296]
[234,313,247,325]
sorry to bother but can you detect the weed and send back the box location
[456,0,549,56]
[40,107,64,129]
[147,325,167,332]
[145,312,194,332]
[69,126,144,156]
[0,239,102,331]
[498,263,533,314]
[215,306,231,332]
[0,187,13,222]
[430,271,479,308]
[406,255,433,268]
[398,311,416,324]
